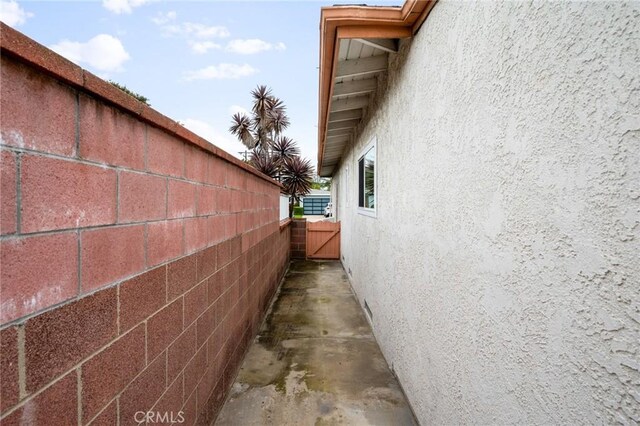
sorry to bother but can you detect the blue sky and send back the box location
[1,0,401,171]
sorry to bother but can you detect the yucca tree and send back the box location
[229,85,290,151]
[249,150,279,179]
[281,157,314,215]
[230,85,313,217]
[271,136,300,166]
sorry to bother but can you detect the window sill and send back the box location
[357,207,377,218]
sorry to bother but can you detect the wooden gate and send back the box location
[306,221,341,259]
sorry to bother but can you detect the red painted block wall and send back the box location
[0,24,291,425]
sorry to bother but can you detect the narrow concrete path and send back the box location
[215,260,417,425]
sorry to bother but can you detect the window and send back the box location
[357,139,376,216]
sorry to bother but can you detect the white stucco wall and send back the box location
[332,1,639,424]
[280,194,290,221]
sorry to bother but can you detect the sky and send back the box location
[0,0,401,172]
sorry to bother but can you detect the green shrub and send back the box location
[293,206,304,218]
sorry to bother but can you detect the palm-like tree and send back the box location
[230,85,290,151]
[249,151,280,179]
[229,85,313,217]
[272,136,300,165]
[281,157,313,203]
[229,113,255,149]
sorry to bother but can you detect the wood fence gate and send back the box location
[306,221,341,259]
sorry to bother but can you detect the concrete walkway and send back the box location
[216,260,417,425]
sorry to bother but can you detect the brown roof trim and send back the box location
[317,0,437,175]
[0,23,282,188]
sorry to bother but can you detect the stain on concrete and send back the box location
[215,260,417,425]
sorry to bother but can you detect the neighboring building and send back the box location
[317,1,639,425]
[301,189,331,215]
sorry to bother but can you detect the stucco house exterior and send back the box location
[317,1,639,424]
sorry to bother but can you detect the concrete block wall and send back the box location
[290,219,307,259]
[0,24,291,425]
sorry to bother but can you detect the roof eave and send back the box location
[317,0,437,177]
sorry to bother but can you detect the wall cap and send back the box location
[0,23,282,188]
[279,218,292,230]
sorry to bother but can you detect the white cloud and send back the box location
[189,40,221,55]
[162,22,230,39]
[50,34,130,72]
[183,63,258,81]
[184,22,230,39]
[102,0,150,14]
[151,13,229,55]
[181,118,244,158]
[151,10,176,25]
[226,39,286,55]
[229,105,249,116]
[0,0,33,27]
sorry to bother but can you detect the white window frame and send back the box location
[357,136,377,218]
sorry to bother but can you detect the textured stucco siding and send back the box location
[332,1,640,424]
